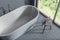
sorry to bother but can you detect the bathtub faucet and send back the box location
[0,7,6,15]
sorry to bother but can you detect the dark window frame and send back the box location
[36,0,60,27]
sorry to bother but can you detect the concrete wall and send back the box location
[0,0,25,15]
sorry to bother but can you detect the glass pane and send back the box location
[54,7,60,26]
[38,0,58,19]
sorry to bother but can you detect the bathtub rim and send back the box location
[0,5,39,37]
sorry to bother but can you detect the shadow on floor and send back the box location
[16,13,60,40]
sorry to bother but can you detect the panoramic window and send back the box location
[38,0,60,26]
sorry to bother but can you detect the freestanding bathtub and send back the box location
[0,5,39,40]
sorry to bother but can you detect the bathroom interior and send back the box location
[0,0,60,40]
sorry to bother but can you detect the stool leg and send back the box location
[42,25,46,34]
[50,25,51,30]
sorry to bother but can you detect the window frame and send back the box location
[36,0,60,27]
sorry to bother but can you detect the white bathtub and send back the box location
[0,5,39,40]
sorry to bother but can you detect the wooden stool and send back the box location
[41,17,52,33]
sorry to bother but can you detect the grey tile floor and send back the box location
[16,13,60,40]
